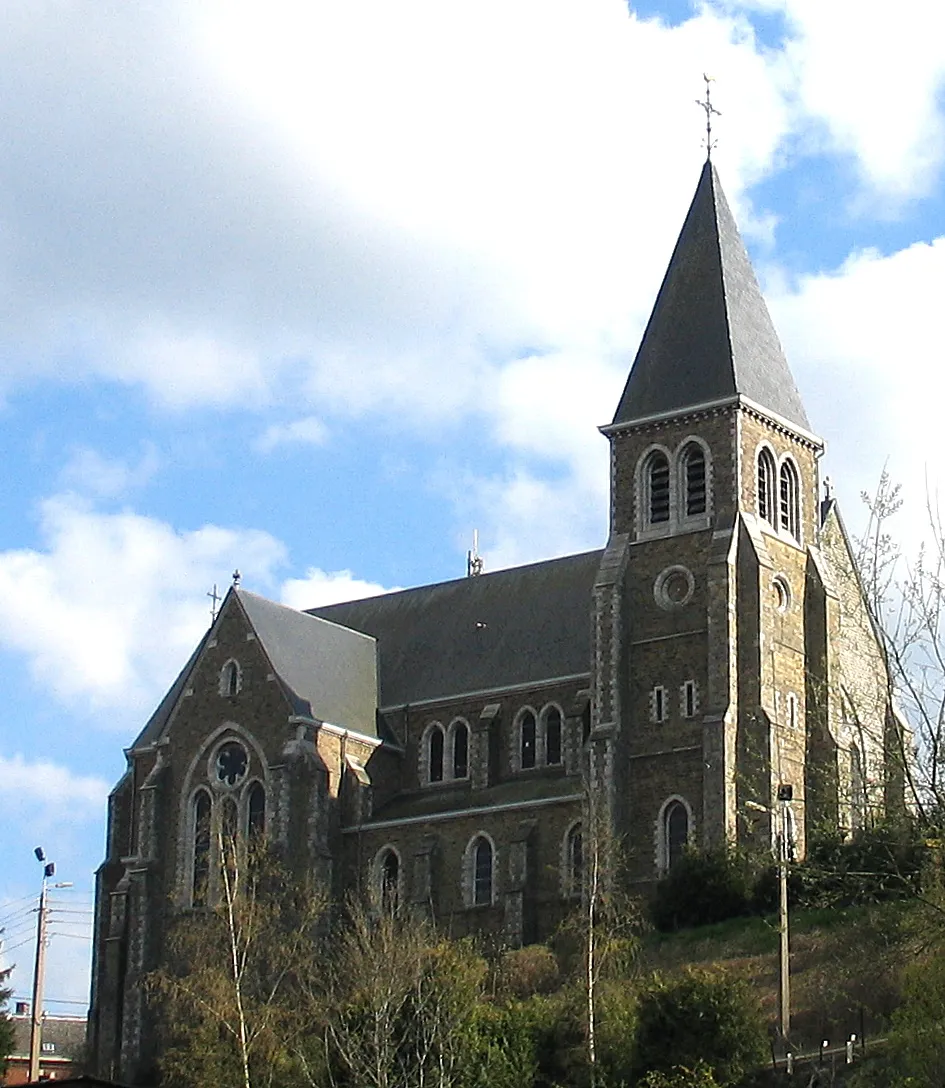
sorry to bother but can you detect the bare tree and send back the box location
[150,835,327,1088]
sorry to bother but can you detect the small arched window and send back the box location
[473,837,493,906]
[520,710,537,770]
[452,720,469,780]
[379,848,400,914]
[192,790,211,906]
[779,459,800,540]
[646,451,671,525]
[545,706,562,765]
[220,659,241,697]
[682,443,707,516]
[758,448,776,524]
[428,725,445,784]
[665,801,689,870]
[247,782,266,837]
[566,822,584,897]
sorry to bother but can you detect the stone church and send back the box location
[88,160,903,1082]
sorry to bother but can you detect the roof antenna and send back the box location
[208,583,221,622]
[696,73,720,159]
[466,531,484,578]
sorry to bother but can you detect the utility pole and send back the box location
[776,784,794,1041]
[28,847,56,1083]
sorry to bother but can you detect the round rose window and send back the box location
[215,741,248,787]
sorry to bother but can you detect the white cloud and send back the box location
[0,753,109,812]
[254,416,329,453]
[60,445,160,499]
[734,0,945,202]
[281,568,398,610]
[769,234,945,542]
[0,496,287,717]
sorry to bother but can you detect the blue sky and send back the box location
[2,0,945,1013]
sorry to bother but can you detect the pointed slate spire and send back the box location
[612,161,810,431]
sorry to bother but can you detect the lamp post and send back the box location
[28,847,57,1083]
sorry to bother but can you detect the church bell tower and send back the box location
[591,160,824,881]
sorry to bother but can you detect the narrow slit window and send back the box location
[380,849,399,914]
[651,686,667,723]
[682,680,697,719]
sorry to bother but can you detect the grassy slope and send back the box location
[639,902,913,1053]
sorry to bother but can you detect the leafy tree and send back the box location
[638,1061,722,1088]
[631,969,767,1088]
[0,963,14,1078]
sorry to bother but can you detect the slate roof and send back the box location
[612,160,811,432]
[11,1013,86,1061]
[131,590,379,751]
[236,589,378,735]
[309,550,602,708]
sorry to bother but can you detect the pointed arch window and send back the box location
[682,443,707,516]
[779,459,800,540]
[192,790,212,906]
[665,801,689,870]
[645,451,671,525]
[758,448,776,524]
[247,782,266,837]
[520,710,537,770]
[219,659,241,697]
[451,720,469,780]
[379,848,400,914]
[428,724,445,784]
[566,822,584,897]
[545,706,563,766]
[473,836,494,906]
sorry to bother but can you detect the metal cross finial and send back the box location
[696,74,721,158]
[208,583,221,622]
[232,569,241,587]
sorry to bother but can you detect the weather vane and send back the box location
[696,74,721,158]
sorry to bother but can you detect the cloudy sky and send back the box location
[1,0,944,1013]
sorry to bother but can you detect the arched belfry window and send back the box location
[682,443,707,516]
[520,710,537,770]
[192,789,212,906]
[451,720,469,780]
[472,836,494,906]
[758,448,776,524]
[645,451,671,525]
[779,459,801,541]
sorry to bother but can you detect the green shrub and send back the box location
[650,850,756,932]
[631,969,767,1087]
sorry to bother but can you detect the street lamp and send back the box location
[28,848,70,1083]
[746,786,795,1042]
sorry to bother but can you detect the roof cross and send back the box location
[696,74,721,158]
[207,583,221,622]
